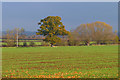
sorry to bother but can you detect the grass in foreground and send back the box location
[2,45,118,78]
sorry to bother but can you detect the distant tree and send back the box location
[114,35,119,44]
[74,21,116,45]
[6,29,16,47]
[13,27,25,47]
[74,23,94,46]
[36,16,70,47]
[68,31,80,46]
[92,22,115,44]
[19,27,25,39]
[20,27,25,33]
[5,28,25,47]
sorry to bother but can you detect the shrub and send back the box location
[55,41,68,46]
[68,40,80,46]
[23,42,27,47]
[6,40,16,47]
[41,41,50,46]
[30,41,35,47]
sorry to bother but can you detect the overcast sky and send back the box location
[2,2,118,32]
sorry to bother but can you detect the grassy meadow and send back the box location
[2,45,118,78]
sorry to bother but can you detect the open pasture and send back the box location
[2,45,118,78]
[0,39,42,46]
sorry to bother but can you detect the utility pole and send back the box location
[16,29,18,47]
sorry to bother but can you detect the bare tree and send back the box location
[6,29,15,47]
[74,21,116,45]
[5,28,25,47]
[14,28,25,47]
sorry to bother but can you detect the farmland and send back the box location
[0,39,43,46]
[2,45,118,78]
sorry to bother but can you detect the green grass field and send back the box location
[18,42,42,45]
[0,39,43,46]
[2,45,118,78]
[1,42,42,46]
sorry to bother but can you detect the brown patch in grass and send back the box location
[16,61,60,65]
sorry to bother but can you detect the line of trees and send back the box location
[67,21,119,46]
[2,16,119,47]
[36,16,119,47]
